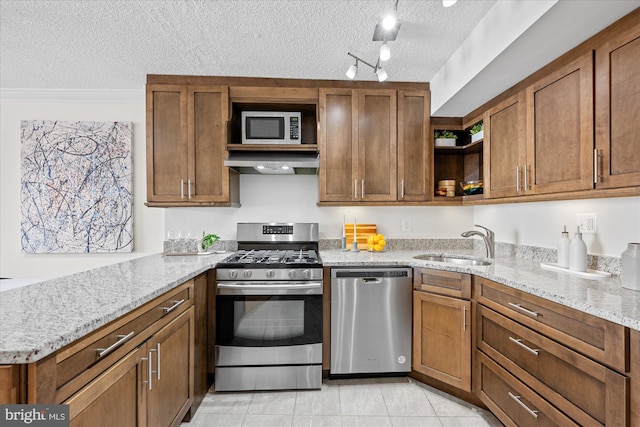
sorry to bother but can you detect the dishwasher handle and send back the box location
[361,277,382,284]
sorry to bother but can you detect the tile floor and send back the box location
[183,377,503,427]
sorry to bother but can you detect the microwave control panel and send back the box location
[290,116,300,140]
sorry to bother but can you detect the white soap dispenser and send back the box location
[557,226,570,269]
[569,226,587,272]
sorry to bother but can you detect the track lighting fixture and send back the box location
[346,53,387,82]
[379,42,391,61]
[443,0,457,7]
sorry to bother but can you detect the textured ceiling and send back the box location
[1,1,639,117]
[0,0,497,89]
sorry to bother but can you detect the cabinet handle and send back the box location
[462,306,467,331]
[509,336,540,355]
[96,331,135,358]
[361,179,365,199]
[523,165,529,190]
[354,179,358,199]
[594,149,603,184]
[156,343,161,380]
[147,348,157,390]
[163,299,185,315]
[188,179,192,199]
[142,355,150,389]
[180,179,185,199]
[508,302,539,318]
[508,392,539,418]
[400,179,405,199]
[516,166,521,192]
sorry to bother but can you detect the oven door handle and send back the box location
[216,282,323,295]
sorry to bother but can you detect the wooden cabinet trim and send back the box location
[477,304,628,426]
[413,290,472,392]
[477,351,581,427]
[475,277,627,372]
[413,268,471,299]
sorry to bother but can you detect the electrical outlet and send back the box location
[577,213,597,234]
[401,220,412,232]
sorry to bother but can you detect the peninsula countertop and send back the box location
[1,248,639,364]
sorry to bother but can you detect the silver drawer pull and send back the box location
[508,392,539,418]
[163,299,185,314]
[148,347,157,390]
[509,336,540,356]
[156,343,161,380]
[96,331,135,358]
[508,302,539,317]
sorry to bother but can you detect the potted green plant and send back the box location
[469,122,484,143]
[199,231,220,253]
[434,130,457,147]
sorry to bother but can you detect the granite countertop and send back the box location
[1,248,639,364]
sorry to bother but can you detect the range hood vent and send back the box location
[224,151,319,175]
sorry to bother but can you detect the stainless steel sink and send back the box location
[413,254,492,266]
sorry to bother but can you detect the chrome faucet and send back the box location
[461,225,495,258]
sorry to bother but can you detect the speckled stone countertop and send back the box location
[0,253,228,364]
[321,247,640,333]
[1,245,638,364]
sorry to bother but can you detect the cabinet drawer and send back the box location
[52,282,193,401]
[413,268,471,299]
[474,277,627,371]
[477,305,628,427]
[477,351,580,427]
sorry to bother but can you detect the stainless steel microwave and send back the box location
[241,111,301,145]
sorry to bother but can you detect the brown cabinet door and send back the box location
[187,86,230,202]
[65,347,146,427]
[318,88,358,202]
[398,90,431,201]
[484,92,526,198]
[146,308,194,427]
[412,291,471,392]
[595,23,640,188]
[358,89,397,201]
[146,84,188,203]
[525,53,594,195]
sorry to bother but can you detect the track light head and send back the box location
[346,63,358,80]
[379,43,391,61]
[376,67,388,82]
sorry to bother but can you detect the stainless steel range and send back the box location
[214,222,323,391]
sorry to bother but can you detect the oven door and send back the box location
[215,281,323,367]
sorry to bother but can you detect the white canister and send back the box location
[621,243,640,290]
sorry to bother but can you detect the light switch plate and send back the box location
[401,220,411,232]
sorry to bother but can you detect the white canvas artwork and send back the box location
[21,120,133,253]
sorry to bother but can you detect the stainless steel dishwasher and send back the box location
[330,266,412,375]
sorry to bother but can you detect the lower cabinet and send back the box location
[412,269,472,392]
[475,277,629,427]
[66,307,194,427]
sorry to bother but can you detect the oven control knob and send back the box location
[288,270,298,279]
[302,269,311,279]
[228,270,237,279]
[243,270,252,279]
[265,269,275,278]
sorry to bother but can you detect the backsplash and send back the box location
[163,238,621,275]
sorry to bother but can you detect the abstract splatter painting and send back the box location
[21,120,133,253]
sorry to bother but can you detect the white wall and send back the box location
[0,95,164,280]
[165,175,475,241]
[474,197,640,257]
[2,96,637,280]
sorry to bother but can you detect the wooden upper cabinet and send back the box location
[358,89,397,201]
[147,84,188,203]
[398,90,431,202]
[525,52,594,195]
[318,88,357,202]
[595,18,640,189]
[318,88,398,203]
[146,84,238,206]
[483,92,526,199]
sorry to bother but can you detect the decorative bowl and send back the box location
[460,180,483,195]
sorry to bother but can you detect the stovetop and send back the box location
[217,249,321,269]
